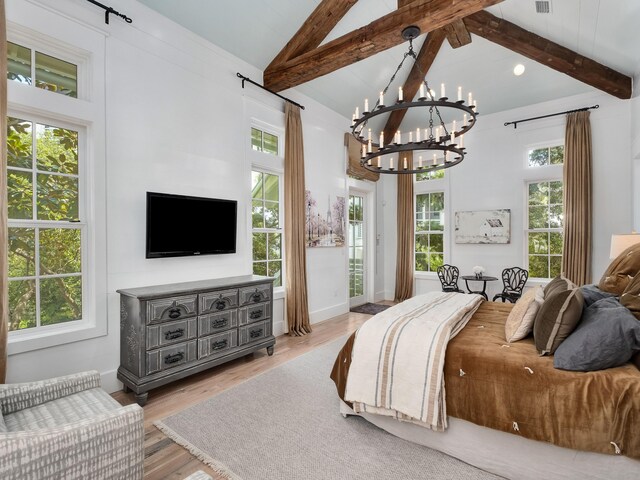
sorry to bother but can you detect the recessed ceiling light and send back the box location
[513,64,525,76]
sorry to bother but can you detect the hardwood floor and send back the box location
[112,308,374,479]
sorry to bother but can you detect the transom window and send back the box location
[7,41,78,98]
[527,144,564,167]
[416,169,444,181]
[7,115,84,332]
[251,170,282,286]
[415,192,445,272]
[251,127,279,156]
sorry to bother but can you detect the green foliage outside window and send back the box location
[6,116,82,332]
[528,180,564,278]
[251,171,282,286]
[415,192,445,272]
[415,169,444,182]
[251,127,278,156]
[349,195,364,298]
[528,145,564,167]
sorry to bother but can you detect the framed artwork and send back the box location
[305,190,345,247]
[455,209,511,244]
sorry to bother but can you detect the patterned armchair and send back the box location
[0,371,144,480]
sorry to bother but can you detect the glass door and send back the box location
[349,194,366,306]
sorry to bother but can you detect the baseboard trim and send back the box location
[101,368,121,394]
[309,302,348,324]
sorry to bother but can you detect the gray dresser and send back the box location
[117,275,275,406]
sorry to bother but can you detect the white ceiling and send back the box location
[136,0,640,119]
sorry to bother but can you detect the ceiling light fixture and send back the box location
[350,26,478,175]
[513,64,525,76]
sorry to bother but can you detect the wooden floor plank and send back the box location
[112,307,376,479]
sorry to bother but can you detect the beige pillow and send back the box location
[599,243,640,295]
[621,271,640,321]
[505,286,544,342]
[533,287,584,355]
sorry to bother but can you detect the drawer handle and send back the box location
[211,318,228,329]
[168,308,182,319]
[249,328,263,339]
[251,292,262,302]
[164,328,184,340]
[164,352,184,364]
[215,300,226,310]
[211,339,228,351]
[249,310,263,320]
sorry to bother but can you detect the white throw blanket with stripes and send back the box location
[344,292,483,431]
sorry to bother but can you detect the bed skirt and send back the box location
[339,401,640,480]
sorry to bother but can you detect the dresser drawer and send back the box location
[239,320,271,346]
[199,289,238,314]
[198,330,238,359]
[199,310,237,336]
[147,317,197,350]
[239,302,270,326]
[146,341,197,375]
[146,295,197,324]
[239,283,272,305]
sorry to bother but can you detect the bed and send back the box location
[331,299,640,480]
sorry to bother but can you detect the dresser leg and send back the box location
[267,345,275,356]
[122,384,131,393]
[135,392,148,407]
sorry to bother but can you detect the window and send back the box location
[415,192,445,272]
[416,169,444,182]
[527,180,564,278]
[527,144,564,167]
[7,41,78,98]
[7,115,84,332]
[251,170,283,286]
[348,195,364,298]
[251,127,279,156]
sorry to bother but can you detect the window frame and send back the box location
[524,140,565,280]
[6,22,106,355]
[414,190,446,274]
[414,171,448,277]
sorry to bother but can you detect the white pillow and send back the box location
[505,286,544,343]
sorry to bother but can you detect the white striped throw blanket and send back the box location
[344,292,483,431]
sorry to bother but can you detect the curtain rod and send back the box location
[85,0,132,24]
[504,104,599,129]
[237,73,305,110]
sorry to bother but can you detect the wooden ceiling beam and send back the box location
[443,19,471,49]
[382,28,447,142]
[264,0,504,92]
[266,0,359,72]
[463,10,632,99]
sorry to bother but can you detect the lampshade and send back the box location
[609,233,640,259]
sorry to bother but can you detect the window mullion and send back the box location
[35,226,41,328]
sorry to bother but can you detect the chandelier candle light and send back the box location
[351,26,478,175]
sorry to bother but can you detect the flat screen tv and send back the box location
[146,192,237,258]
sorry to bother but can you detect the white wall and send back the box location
[6,0,353,392]
[384,91,633,300]
[631,74,640,230]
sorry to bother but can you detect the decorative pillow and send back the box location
[580,284,616,307]
[554,297,640,371]
[621,271,640,321]
[599,243,640,295]
[544,275,576,299]
[505,286,544,342]
[533,286,584,355]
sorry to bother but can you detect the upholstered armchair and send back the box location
[0,371,144,480]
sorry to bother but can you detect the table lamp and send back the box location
[609,233,640,259]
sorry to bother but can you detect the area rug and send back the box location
[155,337,500,480]
[349,302,391,315]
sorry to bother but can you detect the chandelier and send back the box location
[351,26,478,175]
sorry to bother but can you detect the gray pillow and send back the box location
[579,284,616,307]
[554,297,640,371]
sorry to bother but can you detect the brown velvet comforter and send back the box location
[331,301,640,459]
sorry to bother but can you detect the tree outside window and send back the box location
[251,170,282,286]
[7,116,83,332]
[527,180,564,278]
[415,192,445,272]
